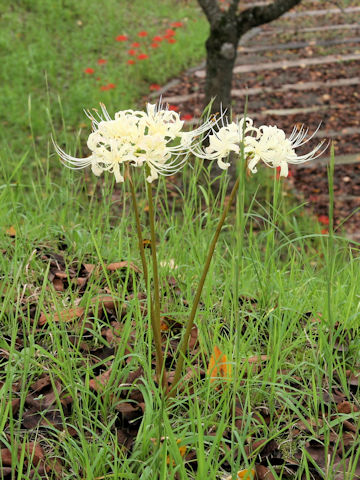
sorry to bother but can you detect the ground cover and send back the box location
[1,1,360,479]
[1,156,360,479]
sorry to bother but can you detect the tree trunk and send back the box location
[201,0,302,116]
[204,18,239,116]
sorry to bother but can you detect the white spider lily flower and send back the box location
[192,117,257,169]
[142,102,184,139]
[53,102,216,183]
[246,124,327,177]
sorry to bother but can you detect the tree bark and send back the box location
[203,16,239,115]
[199,0,302,116]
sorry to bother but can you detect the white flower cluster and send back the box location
[195,117,326,177]
[54,102,214,183]
[55,102,326,182]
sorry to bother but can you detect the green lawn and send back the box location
[0,0,208,167]
[1,1,360,479]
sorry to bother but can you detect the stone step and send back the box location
[238,36,360,53]
[258,23,360,37]
[316,127,360,139]
[161,77,360,104]
[283,6,360,18]
[195,53,360,78]
[251,104,339,117]
[231,76,360,97]
[295,153,360,168]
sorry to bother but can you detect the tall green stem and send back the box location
[169,174,241,397]
[127,171,165,389]
[146,174,167,390]
[128,172,148,284]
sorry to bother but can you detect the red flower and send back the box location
[153,35,163,42]
[97,59,107,65]
[171,21,183,28]
[127,59,135,65]
[84,67,95,74]
[137,53,148,60]
[321,228,328,235]
[150,84,161,91]
[167,38,176,44]
[318,215,329,225]
[181,113,193,121]
[128,49,136,56]
[116,34,128,42]
[131,42,140,47]
[168,105,179,112]
[138,31,148,37]
[164,29,176,37]
[151,42,159,48]
[100,83,116,91]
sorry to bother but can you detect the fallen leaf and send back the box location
[24,442,44,466]
[107,261,141,273]
[207,345,232,384]
[5,226,16,237]
[224,468,255,480]
[89,368,112,392]
[39,306,85,326]
[255,465,275,479]
[1,449,12,466]
[337,401,359,414]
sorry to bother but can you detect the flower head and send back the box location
[54,102,216,183]
[196,116,326,176]
[192,116,257,170]
[116,34,128,42]
[246,124,327,177]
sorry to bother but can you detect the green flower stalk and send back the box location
[54,102,327,397]
[53,101,218,391]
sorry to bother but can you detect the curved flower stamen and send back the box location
[246,124,328,177]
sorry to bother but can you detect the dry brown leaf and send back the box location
[39,307,85,326]
[53,278,64,291]
[84,263,95,274]
[89,368,112,392]
[1,448,12,466]
[255,465,275,480]
[337,401,359,414]
[246,355,269,364]
[107,261,141,273]
[6,226,16,237]
[24,442,44,466]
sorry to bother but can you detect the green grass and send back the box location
[1,145,360,478]
[0,0,208,166]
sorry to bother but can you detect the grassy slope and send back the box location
[0,0,208,167]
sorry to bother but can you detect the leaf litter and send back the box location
[2,242,360,479]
